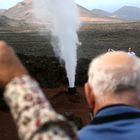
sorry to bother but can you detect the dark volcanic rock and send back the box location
[18,54,90,88]
[64,112,83,129]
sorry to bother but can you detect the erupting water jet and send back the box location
[33,0,81,90]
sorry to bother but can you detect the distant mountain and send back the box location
[78,5,97,17]
[4,1,94,22]
[78,5,122,23]
[113,6,140,21]
[1,0,122,25]
[2,1,140,25]
[92,9,112,17]
[3,1,34,22]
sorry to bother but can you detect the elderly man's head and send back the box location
[85,51,140,115]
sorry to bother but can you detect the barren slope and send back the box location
[2,0,122,24]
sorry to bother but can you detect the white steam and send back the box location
[33,0,81,87]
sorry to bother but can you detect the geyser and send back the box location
[33,0,81,88]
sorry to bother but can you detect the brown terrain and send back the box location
[0,0,140,139]
[1,0,123,24]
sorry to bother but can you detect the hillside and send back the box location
[2,1,140,24]
[0,16,27,27]
[78,5,96,17]
[2,0,122,24]
[3,1,93,23]
[79,5,121,23]
[113,6,140,21]
[91,6,140,21]
[92,9,112,17]
[3,1,34,23]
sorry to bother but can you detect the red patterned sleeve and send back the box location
[4,75,77,140]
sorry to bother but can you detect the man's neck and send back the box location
[93,91,140,116]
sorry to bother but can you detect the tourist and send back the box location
[79,51,140,140]
[128,47,136,56]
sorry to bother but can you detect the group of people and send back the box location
[108,47,136,56]
[1,40,140,140]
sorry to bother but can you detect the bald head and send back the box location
[88,51,140,100]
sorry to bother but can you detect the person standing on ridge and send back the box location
[128,47,136,56]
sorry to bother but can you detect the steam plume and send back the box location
[33,0,81,87]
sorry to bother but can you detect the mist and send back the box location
[33,0,81,87]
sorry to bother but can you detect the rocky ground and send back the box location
[0,22,140,139]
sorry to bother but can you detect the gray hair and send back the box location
[88,52,140,100]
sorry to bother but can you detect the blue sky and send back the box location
[0,0,140,12]
[0,0,22,9]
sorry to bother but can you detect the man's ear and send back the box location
[84,83,95,108]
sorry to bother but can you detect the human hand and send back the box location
[0,41,28,87]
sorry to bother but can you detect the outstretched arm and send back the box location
[0,41,77,140]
